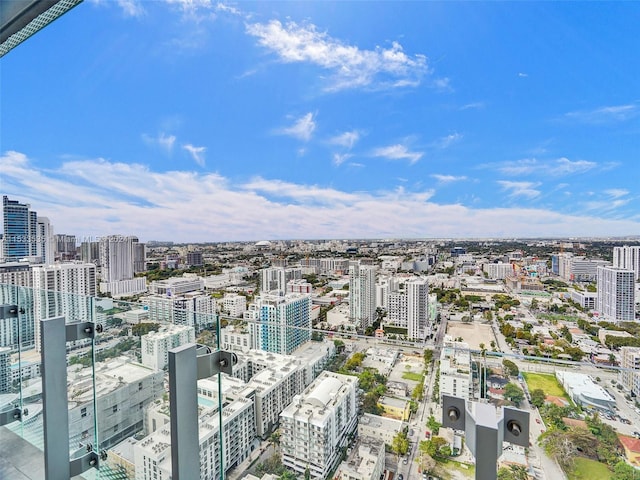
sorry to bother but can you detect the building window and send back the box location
[81,407,87,418]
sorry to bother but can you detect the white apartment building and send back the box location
[619,347,640,397]
[134,393,256,480]
[439,337,476,401]
[32,262,97,352]
[142,292,216,331]
[334,438,385,480]
[222,293,247,317]
[99,235,147,296]
[357,413,403,447]
[597,266,636,322]
[407,277,429,340]
[613,246,640,280]
[35,216,54,266]
[221,324,254,352]
[67,358,163,452]
[483,262,513,280]
[387,291,407,328]
[280,371,358,479]
[349,262,377,330]
[0,263,33,349]
[260,267,303,293]
[141,325,196,371]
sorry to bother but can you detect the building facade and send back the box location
[619,347,640,398]
[141,325,196,371]
[597,266,636,322]
[255,292,311,355]
[349,262,377,330]
[280,371,358,479]
[613,246,640,280]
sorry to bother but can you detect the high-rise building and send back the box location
[349,261,376,330]
[186,251,203,267]
[407,277,430,340]
[32,262,97,351]
[0,263,33,349]
[54,234,76,261]
[142,293,216,332]
[99,235,147,296]
[260,267,303,293]
[596,266,636,322]
[280,371,358,479]
[255,292,311,355]
[36,217,55,264]
[80,241,100,264]
[1,195,38,262]
[613,246,640,280]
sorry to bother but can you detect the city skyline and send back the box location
[1,2,639,242]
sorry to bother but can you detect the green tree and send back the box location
[612,460,637,480]
[131,322,160,336]
[504,382,525,407]
[530,388,546,408]
[502,359,519,377]
[392,430,410,458]
[304,466,311,480]
[498,465,529,480]
[426,415,441,436]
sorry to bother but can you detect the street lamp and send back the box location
[442,395,530,480]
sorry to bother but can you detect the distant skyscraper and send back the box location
[256,292,311,355]
[613,246,640,280]
[99,235,146,296]
[54,234,77,261]
[36,217,54,265]
[597,266,636,322]
[349,261,377,330]
[80,241,100,264]
[1,195,37,261]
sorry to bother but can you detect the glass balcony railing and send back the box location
[1,282,639,480]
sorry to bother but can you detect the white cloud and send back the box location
[245,20,428,91]
[183,144,206,166]
[142,133,176,154]
[460,102,485,110]
[372,144,423,164]
[431,174,467,184]
[497,181,541,199]
[605,189,629,199]
[550,158,596,175]
[116,0,145,16]
[329,130,360,149]
[277,113,316,141]
[518,72,528,78]
[564,104,638,123]
[495,158,597,176]
[333,153,353,166]
[3,151,640,242]
[438,133,462,149]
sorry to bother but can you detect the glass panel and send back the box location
[0,280,638,480]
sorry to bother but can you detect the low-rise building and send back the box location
[439,337,476,401]
[357,413,403,447]
[619,347,640,397]
[334,438,385,480]
[555,371,615,412]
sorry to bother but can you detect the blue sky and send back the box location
[2,1,639,242]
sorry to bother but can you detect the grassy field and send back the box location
[434,459,475,479]
[402,371,424,382]
[522,372,570,400]
[568,458,612,480]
